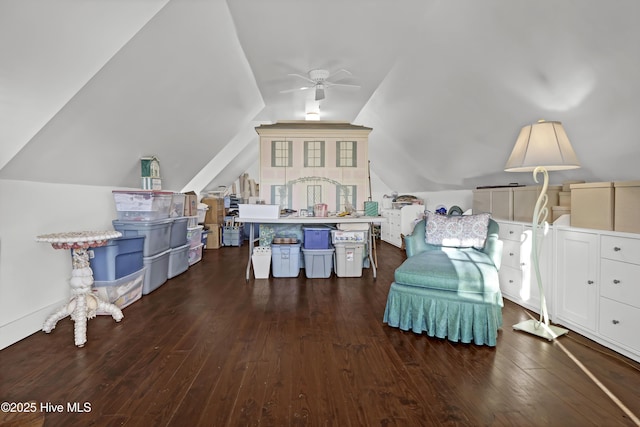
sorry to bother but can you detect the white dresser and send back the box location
[497,220,640,363]
[380,205,424,248]
[598,234,640,357]
[496,220,550,314]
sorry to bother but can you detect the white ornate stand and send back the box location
[36,231,124,347]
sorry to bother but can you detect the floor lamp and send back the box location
[505,120,581,340]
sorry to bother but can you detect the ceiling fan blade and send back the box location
[325,82,361,89]
[328,68,352,80]
[280,86,312,94]
[287,73,315,84]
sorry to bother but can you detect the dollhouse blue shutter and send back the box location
[336,141,357,167]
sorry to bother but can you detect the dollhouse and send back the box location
[255,121,372,213]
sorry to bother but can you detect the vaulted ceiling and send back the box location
[1,0,639,194]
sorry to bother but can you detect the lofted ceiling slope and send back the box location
[1,0,639,195]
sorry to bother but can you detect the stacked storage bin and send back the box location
[168,217,190,279]
[112,190,175,295]
[222,224,244,246]
[112,218,173,294]
[332,228,367,277]
[88,236,146,312]
[187,224,204,265]
[301,226,334,278]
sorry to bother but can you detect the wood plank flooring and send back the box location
[1,240,639,426]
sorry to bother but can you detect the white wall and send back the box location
[0,179,122,349]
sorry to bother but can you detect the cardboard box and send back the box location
[202,197,225,223]
[205,224,221,250]
[512,185,561,222]
[614,180,640,233]
[183,191,198,216]
[570,182,614,230]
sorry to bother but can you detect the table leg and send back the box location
[369,223,377,279]
[246,223,254,281]
[43,248,124,347]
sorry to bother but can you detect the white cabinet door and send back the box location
[556,230,599,331]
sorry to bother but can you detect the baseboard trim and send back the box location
[0,299,66,350]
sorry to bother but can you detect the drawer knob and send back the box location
[613,246,621,252]
[612,319,620,325]
[613,279,621,284]
[587,280,594,285]
[509,252,515,256]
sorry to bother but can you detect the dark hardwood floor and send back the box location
[1,240,639,426]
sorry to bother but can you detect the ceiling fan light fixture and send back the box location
[315,84,325,101]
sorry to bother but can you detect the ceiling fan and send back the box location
[280,69,360,101]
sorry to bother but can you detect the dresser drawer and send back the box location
[600,259,640,308]
[599,297,640,352]
[498,223,524,242]
[601,235,640,264]
[502,240,523,269]
[499,266,522,297]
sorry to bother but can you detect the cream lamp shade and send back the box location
[505,120,580,172]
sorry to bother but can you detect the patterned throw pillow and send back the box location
[425,212,491,248]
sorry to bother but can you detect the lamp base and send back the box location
[513,319,569,341]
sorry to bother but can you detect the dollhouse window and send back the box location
[271,184,291,208]
[304,141,325,167]
[307,185,322,207]
[271,140,293,167]
[336,141,357,167]
[337,185,357,211]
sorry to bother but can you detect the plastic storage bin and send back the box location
[302,247,334,278]
[223,226,244,246]
[303,226,332,249]
[92,267,145,313]
[238,204,280,219]
[252,246,272,279]
[87,236,145,282]
[331,229,367,244]
[271,242,301,277]
[112,218,173,257]
[142,249,170,294]
[188,243,203,265]
[170,217,188,248]
[186,216,199,228]
[187,225,203,248]
[170,193,186,218]
[168,243,190,279]
[334,243,364,277]
[112,190,173,221]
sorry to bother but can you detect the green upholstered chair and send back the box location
[383,215,504,346]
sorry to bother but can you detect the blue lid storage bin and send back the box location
[271,242,301,277]
[168,243,190,279]
[170,217,189,248]
[86,236,145,282]
[302,247,334,278]
[142,249,170,294]
[303,226,332,249]
[112,218,172,257]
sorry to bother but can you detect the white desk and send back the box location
[237,216,385,281]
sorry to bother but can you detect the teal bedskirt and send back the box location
[383,282,503,346]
